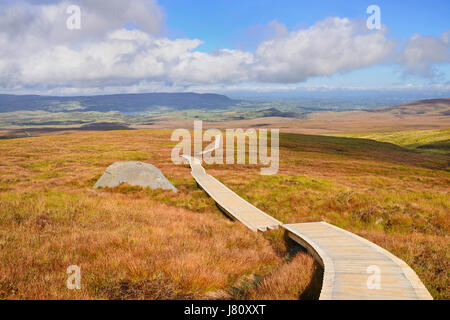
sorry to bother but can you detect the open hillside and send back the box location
[131,97,450,135]
[0,97,448,138]
[324,100,450,156]
[369,98,450,116]
[0,129,448,299]
[332,128,450,156]
[0,93,241,113]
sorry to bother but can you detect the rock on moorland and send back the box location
[94,161,177,192]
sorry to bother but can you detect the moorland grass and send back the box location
[0,129,448,299]
[332,128,450,155]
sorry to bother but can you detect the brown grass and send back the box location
[205,133,449,299]
[0,130,321,300]
[0,128,448,299]
[131,107,450,135]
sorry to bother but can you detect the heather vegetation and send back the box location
[333,128,450,156]
[0,129,448,299]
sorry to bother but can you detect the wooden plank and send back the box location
[183,155,281,232]
[283,222,433,300]
[183,155,432,300]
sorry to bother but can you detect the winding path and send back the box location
[182,155,433,300]
[182,155,281,231]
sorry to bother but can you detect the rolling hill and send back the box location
[0,93,241,113]
[0,129,448,299]
[369,98,450,116]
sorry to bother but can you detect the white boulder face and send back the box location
[94,161,177,192]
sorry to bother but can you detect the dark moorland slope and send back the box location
[369,98,450,116]
[0,92,241,113]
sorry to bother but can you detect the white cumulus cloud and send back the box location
[0,1,446,94]
[253,18,395,82]
[399,31,450,78]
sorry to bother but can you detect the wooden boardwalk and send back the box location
[182,155,281,231]
[183,156,432,300]
[283,222,432,300]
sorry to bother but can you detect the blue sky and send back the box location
[0,0,449,95]
[162,0,450,49]
[159,0,450,88]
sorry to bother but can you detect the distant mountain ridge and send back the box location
[0,92,241,113]
[369,98,450,116]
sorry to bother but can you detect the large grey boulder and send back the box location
[94,161,177,192]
